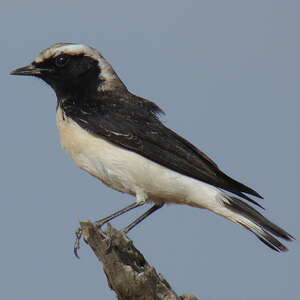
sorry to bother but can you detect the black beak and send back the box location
[10,64,47,76]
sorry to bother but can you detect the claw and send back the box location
[94,219,105,230]
[73,228,82,259]
[93,222,113,253]
[104,228,113,254]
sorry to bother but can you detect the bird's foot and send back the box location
[73,227,86,259]
[94,219,106,230]
[93,221,113,253]
[103,227,113,254]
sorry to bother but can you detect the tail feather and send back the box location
[223,196,294,252]
[256,232,288,252]
[231,190,265,209]
[219,171,264,200]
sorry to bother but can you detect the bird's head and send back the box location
[10,43,126,97]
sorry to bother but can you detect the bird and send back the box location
[10,42,294,252]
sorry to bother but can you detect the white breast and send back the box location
[56,107,222,208]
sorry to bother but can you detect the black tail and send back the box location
[224,196,294,252]
[218,171,265,209]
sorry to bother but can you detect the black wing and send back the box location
[65,94,263,207]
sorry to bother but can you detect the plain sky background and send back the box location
[1,1,299,299]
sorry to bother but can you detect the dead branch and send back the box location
[79,220,199,300]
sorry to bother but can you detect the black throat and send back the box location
[56,68,102,107]
[52,57,106,121]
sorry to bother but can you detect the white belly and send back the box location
[56,107,221,207]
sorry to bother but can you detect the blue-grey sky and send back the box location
[2,1,299,299]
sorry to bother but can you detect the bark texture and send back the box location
[79,220,198,300]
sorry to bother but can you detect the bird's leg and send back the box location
[94,201,145,229]
[73,202,146,258]
[122,203,164,234]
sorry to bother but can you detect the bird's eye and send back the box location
[54,55,70,68]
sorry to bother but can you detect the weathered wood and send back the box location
[79,221,199,300]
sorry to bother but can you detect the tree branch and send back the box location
[79,220,199,300]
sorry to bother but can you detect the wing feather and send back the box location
[68,97,262,207]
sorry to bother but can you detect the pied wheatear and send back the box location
[11,43,294,253]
